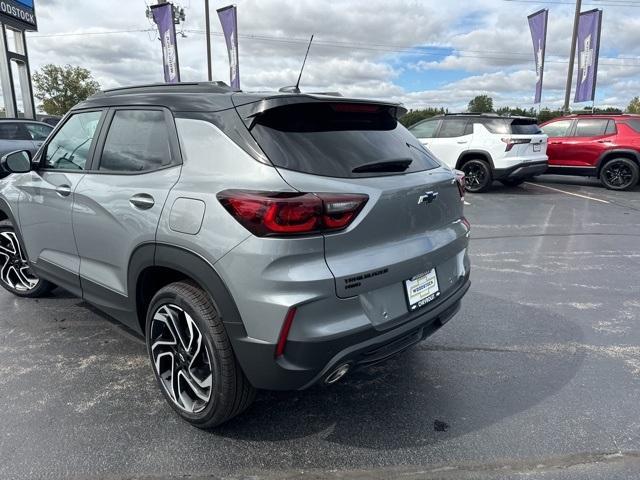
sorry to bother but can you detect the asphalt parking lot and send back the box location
[1,175,639,480]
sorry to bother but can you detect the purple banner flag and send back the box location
[527,9,548,104]
[574,9,603,103]
[217,5,240,90]
[151,2,180,83]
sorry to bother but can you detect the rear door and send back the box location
[563,118,616,167]
[424,117,472,168]
[247,101,468,314]
[72,108,181,321]
[541,119,574,166]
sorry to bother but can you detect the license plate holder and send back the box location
[404,268,440,312]
[533,143,541,152]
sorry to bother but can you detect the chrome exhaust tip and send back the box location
[325,363,351,385]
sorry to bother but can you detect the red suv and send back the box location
[540,114,640,190]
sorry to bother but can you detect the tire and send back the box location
[0,220,55,298]
[500,178,526,187]
[145,281,256,428]
[461,159,493,193]
[599,158,640,191]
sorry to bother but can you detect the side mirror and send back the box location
[0,150,32,174]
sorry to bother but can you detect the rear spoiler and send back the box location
[232,93,408,128]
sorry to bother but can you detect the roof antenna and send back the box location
[279,35,314,93]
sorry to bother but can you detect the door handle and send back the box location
[597,140,612,144]
[549,141,563,145]
[457,141,468,144]
[130,193,155,210]
[55,184,72,197]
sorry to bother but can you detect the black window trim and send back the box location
[36,107,108,173]
[86,105,183,175]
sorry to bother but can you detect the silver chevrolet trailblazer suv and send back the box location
[0,83,470,427]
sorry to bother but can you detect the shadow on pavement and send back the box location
[214,293,585,450]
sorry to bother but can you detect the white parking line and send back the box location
[464,201,471,206]
[524,182,610,204]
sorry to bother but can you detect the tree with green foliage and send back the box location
[399,107,448,127]
[627,97,640,114]
[33,64,101,116]
[537,108,565,124]
[495,106,537,117]
[467,95,493,113]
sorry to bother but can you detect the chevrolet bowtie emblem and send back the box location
[417,191,438,205]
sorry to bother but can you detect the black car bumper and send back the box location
[494,161,548,180]
[228,274,471,391]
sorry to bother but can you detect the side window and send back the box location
[99,110,173,172]
[542,120,572,138]
[408,119,440,139]
[479,118,509,134]
[626,119,640,133]
[44,111,103,170]
[437,118,469,138]
[574,119,609,137]
[0,122,31,140]
[25,123,53,141]
[605,120,617,135]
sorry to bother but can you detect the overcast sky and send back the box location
[20,0,640,111]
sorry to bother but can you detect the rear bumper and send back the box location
[227,274,470,391]
[494,160,548,180]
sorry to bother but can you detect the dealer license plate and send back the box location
[404,269,440,311]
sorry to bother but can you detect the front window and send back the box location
[542,120,572,138]
[44,111,102,170]
[409,119,440,139]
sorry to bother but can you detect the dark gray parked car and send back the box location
[0,83,470,427]
[0,119,53,179]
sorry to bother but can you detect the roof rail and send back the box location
[571,111,625,116]
[100,81,232,95]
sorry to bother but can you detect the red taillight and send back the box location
[275,307,297,358]
[454,170,465,201]
[217,190,368,237]
[501,137,531,152]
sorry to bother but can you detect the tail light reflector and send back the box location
[275,307,297,358]
[454,169,465,201]
[501,137,531,152]
[217,190,368,237]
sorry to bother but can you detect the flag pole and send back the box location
[563,0,582,112]
[205,0,213,81]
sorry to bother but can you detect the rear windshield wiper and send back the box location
[352,158,412,174]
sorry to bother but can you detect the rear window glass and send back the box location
[250,103,441,178]
[625,119,640,133]
[509,119,542,134]
[477,118,541,135]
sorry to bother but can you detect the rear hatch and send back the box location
[236,97,469,323]
[504,118,547,158]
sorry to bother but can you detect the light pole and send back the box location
[563,0,582,112]
[205,0,213,81]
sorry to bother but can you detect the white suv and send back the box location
[408,114,548,192]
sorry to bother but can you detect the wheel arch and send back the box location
[128,243,245,337]
[596,150,640,177]
[455,150,495,170]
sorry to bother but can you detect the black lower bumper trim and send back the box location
[227,276,470,391]
[494,161,548,180]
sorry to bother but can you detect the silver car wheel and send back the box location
[150,304,213,414]
[0,231,39,292]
